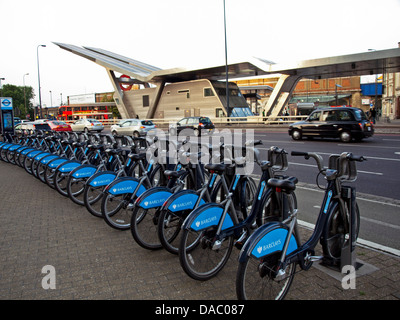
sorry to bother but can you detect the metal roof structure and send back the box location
[54,42,400,83]
[54,42,400,119]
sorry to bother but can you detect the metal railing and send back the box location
[64,115,308,128]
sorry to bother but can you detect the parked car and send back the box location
[169,116,215,136]
[15,121,52,134]
[110,119,156,137]
[46,120,72,132]
[288,107,374,142]
[33,121,53,132]
[70,118,104,132]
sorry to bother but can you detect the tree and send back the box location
[1,84,35,120]
[99,91,121,118]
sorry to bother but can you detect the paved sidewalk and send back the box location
[0,160,399,301]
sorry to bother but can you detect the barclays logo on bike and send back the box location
[92,177,114,186]
[60,165,79,172]
[73,169,96,178]
[193,215,217,229]
[171,201,193,211]
[255,239,282,255]
[143,199,164,207]
[111,186,133,194]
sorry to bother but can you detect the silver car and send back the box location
[70,118,104,132]
[110,119,156,137]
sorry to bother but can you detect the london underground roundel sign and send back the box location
[119,75,133,91]
[1,98,13,110]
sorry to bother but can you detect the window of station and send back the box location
[143,95,150,107]
[204,88,215,97]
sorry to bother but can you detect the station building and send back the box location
[54,42,400,121]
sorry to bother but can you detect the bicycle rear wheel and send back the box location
[257,191,298,226]
[158,209,190,255]
[179,223,234,281]
[130,206,163,249]
[84,185,105,218]
[67,176,88,205]
[236,251,296,300]
[101,192,133,230]
[54,170,69,196]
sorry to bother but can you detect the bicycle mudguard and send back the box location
[0,143,13,150]
[56,160,82,173]
[33,152,52,162]
[20,148,37,156]
[46,157,69,169]
[86,171,117,187]
[70,164,98,179]
[26,150,43,158]
[238,222,298,263]
[8,144,23,151]
[39,154,61,165]
[104,176,147,196]
[162,189,206,213]
[15,146,30,152]
[135,187,173,209]
[182,203,234,232]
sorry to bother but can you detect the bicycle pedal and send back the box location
[308,255,324,262]
[234,242,244,250]
[234,231,248,249]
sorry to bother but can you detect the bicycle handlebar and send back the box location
[291,151,326,173]
[291,151,366,178]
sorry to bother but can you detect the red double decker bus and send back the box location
[58,102,114,121]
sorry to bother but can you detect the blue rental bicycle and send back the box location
[236,151,364,300]
[178,146,298,281]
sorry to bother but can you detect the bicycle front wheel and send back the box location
[179,225,234,281]
[236,251,296,300]
[321,202,360,264]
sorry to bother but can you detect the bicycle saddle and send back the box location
[105,148,123,155]
[88,144,103,150]
[128,153,146,161]
[164,169,187,178]
[72,142,86,148]
[267,178,296,193]
[205,163,226,174]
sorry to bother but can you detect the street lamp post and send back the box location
[223,0,229,116]
[23,73,29,116]
[37,44,46,119]
[0,77,5,96]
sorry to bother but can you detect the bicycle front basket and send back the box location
[268,149,288,172]
[329,154,357,182]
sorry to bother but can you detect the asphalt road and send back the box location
[248,130,400,200]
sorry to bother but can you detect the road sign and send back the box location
[1,97,13,110]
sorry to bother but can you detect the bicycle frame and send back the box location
[182,159,290,243]
[239,155,360,275]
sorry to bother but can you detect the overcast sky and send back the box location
[1,0,399,107]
